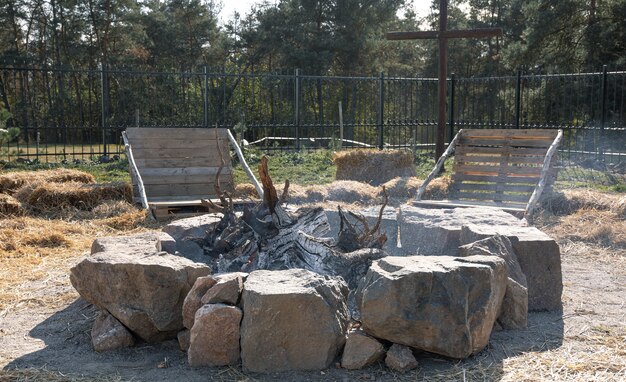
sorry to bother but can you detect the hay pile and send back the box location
[0,169,136,219]
[24,181,132,212]
[0,169,95,194]
[0,194,23,216]
[540,189,626,217]
[333,149,416,185]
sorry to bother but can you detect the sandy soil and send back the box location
[0,218,625,381]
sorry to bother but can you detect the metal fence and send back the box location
[0,65,624,165]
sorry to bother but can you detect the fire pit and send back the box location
[70,158,563,372]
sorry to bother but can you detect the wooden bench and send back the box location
[414,129,563,219]
[123,127,261,219]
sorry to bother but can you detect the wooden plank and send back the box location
[459,137,554,148]
[455,154,545,165]
[452,173,540,184]
[411,199,526,212]
[147,196,224,203]
[454,163,544,176]
[128,138,229,150]
[131,148,233,162]
[455,183,535,193]
[144,182,234,198]
[126,127,229,140]
[462,129,558,138]
[133,157,230,168]
[456,191,530,203]
[455,145,548,156]
[142,173,234,186]
[140,167,233,177]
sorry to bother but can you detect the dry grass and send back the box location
[0,194,23,216]
[0,209,150,314]
[0,169,95,195]
[540,189,626,217]
[22,182,131,213]
[333,149,416,185]
[501,330,626,381]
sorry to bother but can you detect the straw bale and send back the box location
[0,193,24,216]
[333,149,416,185]
[0,169,95,194]
[325,180,379,203]
[540,189,625,216]
[25,182,132,212]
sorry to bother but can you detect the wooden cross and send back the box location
[387,0,502,160]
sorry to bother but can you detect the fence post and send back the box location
[203,65,208,128]
[515,69,522,129]
[295,69,301,150]
[599,64,608,161]
[378,71,384,150]
[449,73,455,142]
[100,63,108,157]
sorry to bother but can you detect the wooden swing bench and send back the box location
[414,128,563,219]
[122,127,262,220]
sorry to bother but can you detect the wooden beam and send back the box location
[444,28,503,39]
[386,31,439,40]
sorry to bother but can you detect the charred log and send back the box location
[201,155,389,282]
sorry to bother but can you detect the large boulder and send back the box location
[341,330,385,370]
[240,269,349,372]
[398,206,526,256]
[90,232,161,254]
[188,304,242,367]
[459,235,528,329]
[71,246,211,343]
[162,214,221,242]
[460,224,562,311]
[358,255,507,359]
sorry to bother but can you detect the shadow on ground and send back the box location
[3,297,564,382]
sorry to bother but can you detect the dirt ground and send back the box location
[0,188,625,381]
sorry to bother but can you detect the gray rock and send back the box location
[91,310,135,352]
[157,232,177,254]
[498,278,528,329]
[459,234,528,329]
[90,232,162,255]
[385,344,418,372]
[188,304,242,367]
[398,206,525,256]
[71,249,210,343]
[162,214,221,242]
[175,240,206,263]
[240,269,349,372]
[460,224,562,311]
[182,276,218,329]
[341,330,385,370]
[177,329,190,352]
[201,272,247,305]
[358,255,507,359]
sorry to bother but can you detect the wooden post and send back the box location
[338,101,344,148]
[524,129,563,221]
[227,129,264,198]
[415,129,463,201]
[122,131,153,219]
